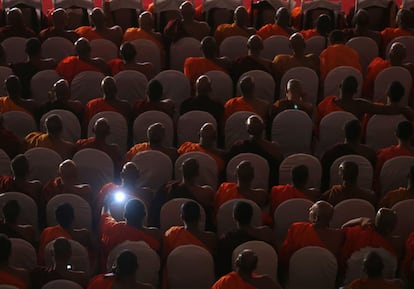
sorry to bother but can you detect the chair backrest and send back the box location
[262,35,292,60]
[272,109,313,156]
[160,198,206,232]
[237,70,275,103]
[90,39,118,62]
[44,239,89,274]
[204,70,233,104]
[391,199,414,241]
[0,149,11,176]
[131,39,162,74]
[9,238,37,271]
[324,66,363,98]
[177,111,217,145]
[0,66,13,96]
[1,37,27,64]
[154,70,191,111]
[330,198,376,228]
[46,194,92,230]
[373,66,412,106]
[87,111,128,153]
[2,111,37,140]
[106,240,160,287]
[386,36,414,63]
[40,109,81,143]
[114,70,148,105]
[366,114,407,151]
[167,245,215,289]
[304,35,327,56]
[41,36,75,62]
[273,198,314,245]
[41,280,83,289]
[217,198,262,236]
[279,153,322,189]
[288,246,338,289]
[380,156,414,195]
[0,192,38,232]
[131,150,173,191]
[226,153,269,191]
[169,37,202,71]
[279,67,319,105]
[219,35,248,61]
[329,154,373,189]
[54,0,94,9]
[224,111,257,148]
[346,36,379,75]
[72,148,114,193]
[133,110,174,146]
[24,147,62,183]
[30,70,61,106]
[70,71,105,106]
[232,240,278,282]
[174,152,218,189]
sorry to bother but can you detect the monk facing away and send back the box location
[0,8,35,41]
[380,165,414,208]
[0,200,35,243]
[212,249,282,289]
[39,8,79,43]
[0,75,37,116]
[123,11,163,47]
[88,250,154,289]
[0,112,22,159]
[257,7,295,40]
[381,9,414,51]
[343,9,382,49]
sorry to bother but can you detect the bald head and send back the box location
[120,42,137,62]
[236,161,254,183]
[201,36,217,58]
[309,201,334,225]
[315,14,331,36]
[91,7,105,27]
[240,76,255,98]
[375,208,397,235]
[5,75,21,98]
[397,9,414,29]
[234,6,249,26]
[7,8,24,27]
[354,9,369,27]
[53,79,70,100]
[93,117,110,138]
[101,76,117,100]
[247,35,264,54]
[196,75,212,97]
[180,1,195,20]
[147,122,165,144]
[340,76,358,98]
[11,154,29,178]
[182,158,199,180]
[115,250,138,277]
[53,237,72,261]
[235,249,258,274]
[289,32,305,53]
[124,198,146,225]
[75,37,91,57]
[58,160,77,185]
[45,114,63,136]
[139,11,154,30]
[389,42,406,64]
[246,115,264,137]
[329,30,346,45]
[120,162,140,184]
[200,122,216,143]
[52,8,68,29]
[286,78,303,100]
[275,7,289,27]
[339,161,359,182]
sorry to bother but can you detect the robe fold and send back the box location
[256,24,290,39]
[214,23,253,45]
[163,226,210,258]
[212,272,258,289]
[223,97,255,122]
[362,57,391,100]
[0,97,31,115]
[56,56,104,83]
[270,184,309,216]
[178,142,225,174]
[184,57,227,87]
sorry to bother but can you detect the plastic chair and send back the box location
[160,198,206,232]
[279,153,322,189]
[133,110,174,146]
[24,147,62,184]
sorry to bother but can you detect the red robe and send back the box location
[212,272,258,289]
[125,142,151,161]
[56,56,104,83]
[362,57,391,100]
[178,142,225,174]
[256,24,290,40]
[402,232,414,280]
[381,27,414,49]
[320,44,362,81]
[270,184,310,216]
[38,225,72,264]
[184,57,227,87]
[163,226,211,258]
[223,97,255,123]
[0,271,28,289]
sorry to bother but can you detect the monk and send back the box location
[133,79,175,118]
[0,234,29,289]
[380,166,414,208]
[24,114,75,160]
[125,122,178,163]
[232,35,274,83]
[322,161,377,207]
[40,79,83,122]
[178,123,225,175]
[272,32,319,93]
[88,250,154,289]
[39,8,79,43]
[164,1,210,43]
[223,76,271,123]
[180,75,224,124]
[300,14,332,40]
[278,201,344,275]
[216,201,277,276]
[319,30,362,81]
[0,113,22,159]
[76,117,123,176]
[31,237,88,289]
[40,160,93,209]
[0,154,42,202]
[11,37,56,99]
[381,9,414,51]
[363,42,414,101]
[101,198,162,261]
[341,208,401,265]
[0,75,37,116]
[75,7,122,46]
[215,161,268,212]
[257,7,295,40]
[272,78,314,117]
[183,36,231,87]
[163,200,216,258]
[214,6,256,45]
[108,42,154,79]
[348,251,404,289]
[56,37,111,83]
[402,232,414,284]
[343,9,382,49]
[270,165,319,216]
[83,76,131,128]
[0,200,35,243]
[0,8,35,41]
[38,203,91,264]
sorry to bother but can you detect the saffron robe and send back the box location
[223,97,255,123]
[177,142,225,174]
[56,56,104,83]
[183,57,227,87]
[256,24,290,40]
[270,184,310,216]
[0,96,31,115]
[212,272,259,289]
[380,187,414,208]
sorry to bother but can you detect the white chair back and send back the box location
[329,154,373,189]
[169,37,202,71]
[330,198,376,228]
[262,35,292,60]
[324,66,363,98]
[90,39,118,62]
[25,147,62,183]
[30,70,61,106]
[366,114,407,151]
[2,111,37,140]
[131,39,162,74]
[40,109,81,143]
[224,111,257,148]
[346,37,379,75]
[0,149,11,176]
[1,37,27,64]
[44,239,89,274]
[280,67,319,105]
[391,199,414,241]
[9,238,36,271]
[70,71,105,105]
[177,111,217,145]
[279,153,322,189]
[219,36,248,61]
[0,192,38,233]
[380,156,414,195]
[154,70,191,111]
[41,280,82,289]
[373,66,412,106]
[304,35,327,56]
[133,110,174,146]
[205,70,233,104]
[41,37,75,62]
[114,70,148,105]
[160,198,206,232]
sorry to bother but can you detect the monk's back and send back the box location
[314,226,344,257]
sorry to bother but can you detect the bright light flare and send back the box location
[114,191,126,203]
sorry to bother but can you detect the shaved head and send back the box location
[75,37,91,57]
[139,11,154,29]
[286,78,303,100]
[236,161,254,183]
[235,249,258,274]
[53,79,70,100]
[201,36,217,58]
[247,35,264,53]
[339,161,359,182]
[52,8,67,28]
[246,115,264,137]
[53,237,72,261]
[101,76,117,100]
[182,158,199,180]
[196,75,212,96]
[309,201,334,225]
[275,7,289,27]
[234,6,249,26]
[45,114,63,136]
[120,162,140,184]
[180,1,195,20]
[147,122,165,144]
[91,7,105,27]
[7,8,23,26]
[59,159,77,185]
[289,32,305,53]
[389,42,406,64]
[93,117,110,138]
[200,122,216,142]
[375,208,397,235]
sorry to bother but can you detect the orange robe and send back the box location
[315,96,344,129]
[83,98,120,129]
[215,182,244,211]
[362,57,391,100]
[223,97,255,123]
[319,44,362,81]
[256,24,290,40]
[87,274,114,289]
[183,57,227,87]
[177,142,225,174]
[123,28,164,53]
[375,145,414,178]
[163,226,210,258]
[381,27,414,50]
[125,142,150,161]
[300,28,320,40]
[24,132,55,150]
[380,187,414,208]
[0,272,28,289]
[402,232,414,280]
[0,96,31,115]
[38,225,72,264]
[279,222,327,267]
[270,184,309,216]
[56,56,104,83]
[214,23,253,45]
[75,26,103,41]
[212,271,258,289]
[107,58,126,76]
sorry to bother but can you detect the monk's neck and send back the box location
[199,140,214,149]
[237,182,251,191]
[182,178,197,186]
[149,141,163,149]
[94,135,107,144]
[398,140,412,149]
[312,222,330,229]
[293,51,305,59]
[342,181,358,190]
[293,184,306,191]
[184,223,199,232]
